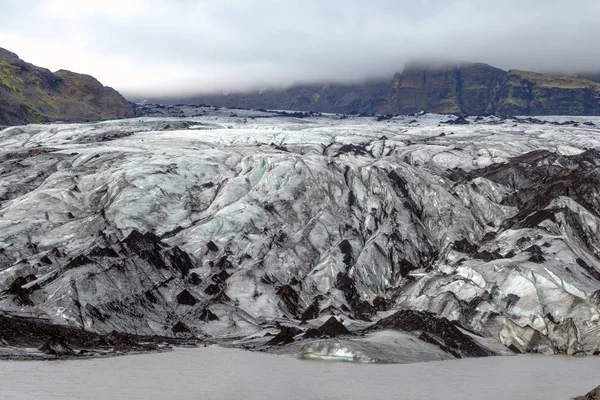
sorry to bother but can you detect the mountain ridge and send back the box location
[142,62,600,116]
[0,47,133,126]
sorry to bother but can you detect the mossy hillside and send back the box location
[509,70,600,89]
[496,71,600,115]
[0,62,24,95]
[391,72,401,89]
[0,48,133,125]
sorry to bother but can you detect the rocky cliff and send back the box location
[496,70,600,115]
[180,81,390,115]
[383,62,506,115]
[0,48,133,126]
[151,63,600,116]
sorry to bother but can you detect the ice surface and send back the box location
[1,111,600,358]
[298,330,452,363]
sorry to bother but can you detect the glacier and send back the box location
[1,107,600,361]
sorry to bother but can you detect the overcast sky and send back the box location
[2,0,600,97]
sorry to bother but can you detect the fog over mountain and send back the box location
[1,0,600,96]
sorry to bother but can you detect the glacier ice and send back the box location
[1,109,600,360]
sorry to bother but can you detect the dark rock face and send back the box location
[448,149,600,266]
[575,385,600,400]
[172,321,191,334]
[301,301,320,321]
[373,296,390,312]
[0,228,206,336]
[198,308,219,322]
[176,290,198,306]
[39,337,74,356]
[276,285,300,316]
[365,310,496,358]
[139,61,600,116]
[336,272,376,321]
[159,81,391,115]
[188,272,202,285]
[5,275,37,305]
[0,313,194,359]
[206,241,219,252]
[389,62,505,115]
[496,70,600,116]
[0,47,133,126]
[266,326,303,345]
[303,316,351,339]
[338,240,353,265]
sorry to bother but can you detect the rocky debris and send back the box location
[575,385,600,400]
[276,285,300,316]
[88,247,119,258]
[302,328,321,339]
[576,258,600,282]
[0,313,196,360]
[204,284,221,296]
[39,337,74,356]
[303,317,351,339]
[338,240,353,265]
[373,297,390,312]
[301,300,321,321]
[39,255,52,265]
[188,272,202,285]
[365,310,497,358]
[75,131,135,144]
[266,326,303,346]
[336,273,377,321]
[4,275,38,305]
[335,144,372,157]
[213,256,234,270]
[172,321,191,334]
[198,308,219,322]
[211,270,231,284]
[442,116,470,125]
[452,238,479,254]
[527,245,547,263]
[176,290,198,306]
[122,230,170,270]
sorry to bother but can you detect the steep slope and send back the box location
[173,81,390,115]
[0,48,133,126]
[384,62,506,115]
[1,111,600,360]
[145,63,600,116]
[496,70,600,115]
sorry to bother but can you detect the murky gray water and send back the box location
[1,347,599,399]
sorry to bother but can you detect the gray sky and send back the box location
[2,0,600,96]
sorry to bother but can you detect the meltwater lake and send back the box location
[1,347,599,399]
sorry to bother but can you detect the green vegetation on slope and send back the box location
[0,48,133,126]
[509,70,600,89]
[495,70,600,115]
[139,61,600,117]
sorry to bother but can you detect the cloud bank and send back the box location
[2,0,599,96]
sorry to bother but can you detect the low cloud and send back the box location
[1,0,600,96]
